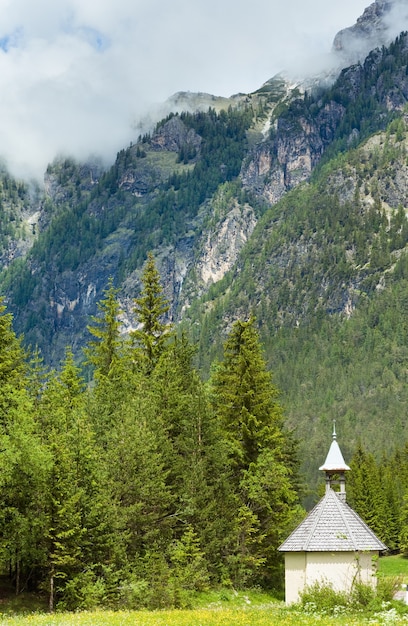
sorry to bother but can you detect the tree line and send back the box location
[347,441,408,555]
[0,253,301,611]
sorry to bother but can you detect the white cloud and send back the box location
[0,0,387,180]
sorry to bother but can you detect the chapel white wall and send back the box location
[284,551,378,605]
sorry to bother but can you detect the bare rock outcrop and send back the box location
[150,115,202,155]
[333,0,408,66]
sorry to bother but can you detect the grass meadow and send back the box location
[1,556,408,625]
[0,605,405,626]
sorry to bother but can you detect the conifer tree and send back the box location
[347,443,388,541]
[151,333,231,576]
[38,350,114,610]
[0,296,27,418]
[211,317,299,587]
[131,253,171,372]
[0,299,50,594]
[105,384,174,569]
[85,278,132,441]
[380,459,401,551]
[212,317,286,472]
[85,277,123,379]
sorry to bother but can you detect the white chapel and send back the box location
[279,424,387,605]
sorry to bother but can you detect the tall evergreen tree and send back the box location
[104,381,174,576]
[347,443,388,542]
[212,318,287,472]
[85,277,124,379]
[38,350,115,610]
[211,317,300,587]
[85,278,131,442]
[131,253,171,372]
[151,333,231,580]
[0,296,27,418]
[0,299,50,595]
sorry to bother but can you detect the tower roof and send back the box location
[319,421,350,472]
[278,488,387,552]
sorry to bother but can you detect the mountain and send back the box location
[333,0,408,65]
[1,0,408,488]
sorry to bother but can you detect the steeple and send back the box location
[319,421,350,501]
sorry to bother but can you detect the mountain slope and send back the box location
[4,31,408,364]
[1,2,408,489]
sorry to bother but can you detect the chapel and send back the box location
[278,424,387,605]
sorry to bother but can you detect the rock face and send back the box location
[333,0,408,65]
[191,198,256,294]
[4,1,408,365]
[241,98,346,203]
[242,27,408,206]
[150,116,202,155]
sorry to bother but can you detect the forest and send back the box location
[2,31,408,613]
[0,253,303,611]
[2,251,408,613]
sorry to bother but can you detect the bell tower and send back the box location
[319,421,350,501]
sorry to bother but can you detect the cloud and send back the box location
[0,0,377,180]
[384,0,408,39]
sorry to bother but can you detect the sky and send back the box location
[0,0,381,180]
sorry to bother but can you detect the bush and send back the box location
[299,577,408,617]
[350,579,376,608]
[377,575,403,602]
[59,569,108,610]
[299,580,349,615]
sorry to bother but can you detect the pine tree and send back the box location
[85,277,124,379]
[0,300,50,594]
[211,317,299,587]
[131,253,171,372]
[38,350,114,610]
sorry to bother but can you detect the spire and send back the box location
[319,421,350,501]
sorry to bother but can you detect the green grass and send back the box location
[144,151,193,175]
[0,605,405,626]
[0,587,407,626]
[2,560,408,626]
[379,554,408,582]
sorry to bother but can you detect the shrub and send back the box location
[350,579,376,608]
[299,580,349,615]
[377,575,403,603]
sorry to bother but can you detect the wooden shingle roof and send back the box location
[278,488,387,553]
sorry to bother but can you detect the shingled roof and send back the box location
[279,488,387,552]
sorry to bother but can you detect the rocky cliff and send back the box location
[2,2,408,366]
[333,0,408,65]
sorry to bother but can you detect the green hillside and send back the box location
[1,31,408,499]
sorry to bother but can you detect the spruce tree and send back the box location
[85,279,133,442]
[85,277,124,379]
[38,350,115,610]
[151,333,231,578]
[105,384,174,569]
[212,317,286,472]
[211,317,299,588]
[0,296,27,418]
[347,443,390,544]
[0,299,50,594]
[131,253,171,372]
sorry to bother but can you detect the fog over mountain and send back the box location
[0,0,390,181]
[333,0,408,65]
